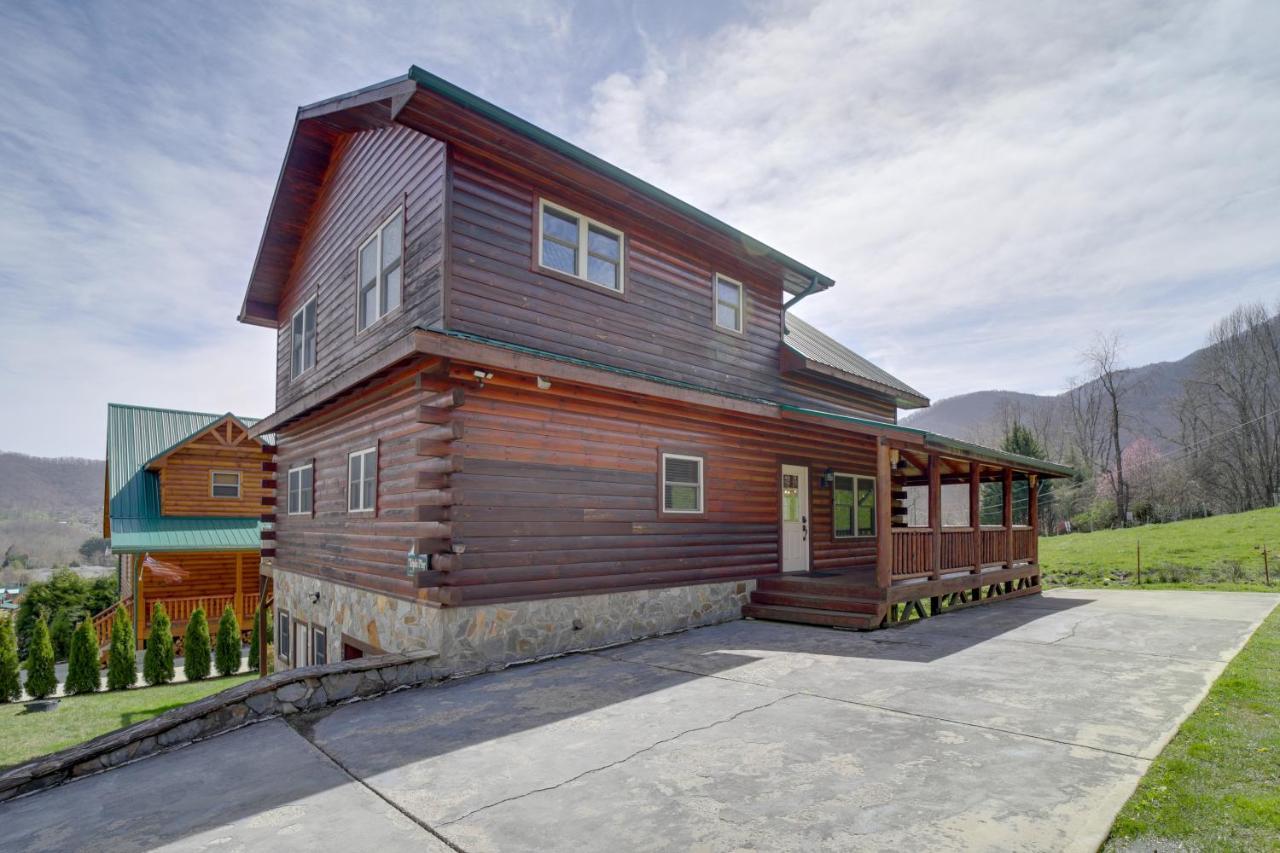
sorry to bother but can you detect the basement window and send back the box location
[290,297,316,379]
[661,453,704,514]
[348,447,377,513]
[210,471,241,499]
[714,274,744,332]
[833,474,875,538]
[357,209,404,331]
[538,199,624,292]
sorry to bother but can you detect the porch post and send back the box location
[234,553,244,620]
[257,573,269,677]
[1003,467,1014,569]
[969,463,981,574]
[928,453,942,581]
[875,437,892,589]
[134,559,145,651]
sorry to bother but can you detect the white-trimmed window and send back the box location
[537,199,624,292]
[290,297,317,379]
[661,453,704,514]
[287,462,313,516]
[714,274,744,332]
[357,209,404,331]
[348,447,377,513]
[210,471,241,499]
[833,474,876,538]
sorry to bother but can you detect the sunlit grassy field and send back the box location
[0,674,255,768]
[1040,506,1279,591]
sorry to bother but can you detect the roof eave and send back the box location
[781,345,931,410]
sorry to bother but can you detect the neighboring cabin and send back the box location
[238,67,1070,673]
[100,404,271,649]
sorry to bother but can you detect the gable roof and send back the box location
[239,66,834,326]
[104,404,265,552]
[783,314,929,409]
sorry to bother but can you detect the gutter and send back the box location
[781,275,821,331]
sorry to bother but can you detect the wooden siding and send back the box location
[157,431,269,517]
[272,353,883,605]
[274,125,447,411]
[141,552,258,611]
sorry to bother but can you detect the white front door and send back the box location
[781,464,809,573]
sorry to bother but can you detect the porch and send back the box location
[746,436,1060,629]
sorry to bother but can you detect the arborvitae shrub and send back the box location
[183,607,211,681]
[65,613,101,695]
[143,603,175,686]
[107,607,137,690]
[24,616,58,699]
[0,619,21,702]
[215,605,240,677]
[50,610,74,661]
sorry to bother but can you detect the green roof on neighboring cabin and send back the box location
[105,403,265,553]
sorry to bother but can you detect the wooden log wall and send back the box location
[273,125,446,411]
[157,429,270,517]
[142,552,258,610]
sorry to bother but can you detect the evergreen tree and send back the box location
[183,607,211,681]
[215,605,241,676]
[107,607,137,690]
[50,609,74,660]
[0,619,21,702]
[24,616,57,699]
[143,603,175,686]
[65,613,100,695]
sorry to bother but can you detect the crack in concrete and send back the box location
[436,690,802,828]
[283,715,471,853]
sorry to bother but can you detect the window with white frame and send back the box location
[714,274,744,332]
[348,447,377,513]
[661,453,704,514]
[832,474,876,538]
[210,471,241,499]
[357,209,404,331]
[287,462,313,515]
[290,297,317,379]
[538,199,624,291]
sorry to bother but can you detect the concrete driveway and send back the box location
[3,589,1275,852]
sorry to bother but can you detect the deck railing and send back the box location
[91,596,132,649]
[890,529,933,578]
[141,593,268,630]
[889,526,1039,581]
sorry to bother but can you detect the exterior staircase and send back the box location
[743,573,885,630]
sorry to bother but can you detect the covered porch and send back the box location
[746,431,1071,630]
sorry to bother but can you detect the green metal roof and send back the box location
[784,314,929,409]
[105,403,265,550]
[109,517,262,554]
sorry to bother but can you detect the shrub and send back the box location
[0,619,21,702]
[183,607,211,681]
[215,605,240,676]
[49,610,74,660]
[65,613,100,695]
[15,568,118,655]
[107,607,136,690]
[143,603,175,686]
[24,616,57,699]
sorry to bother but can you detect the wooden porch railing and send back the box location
[92,596,132,649]
[891,529,933,578]
[142,593,267,630]
[940,529,975,570]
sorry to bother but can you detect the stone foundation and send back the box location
[273,568,754,677]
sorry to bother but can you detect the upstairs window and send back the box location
[714,274,744,332]
[291,297,317,379]
[287,462,313,516]
[661,453,704,514]
[348,447,377,513]
[538,199,624,292]
[357,209,403,331]
[210,471,241,499]
[833,474,876,538]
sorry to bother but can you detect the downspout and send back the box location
[781,274,821,337]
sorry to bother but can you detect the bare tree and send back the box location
[1081,333,1131,524]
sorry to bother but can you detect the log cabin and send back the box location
[238,67,1072,673]
[100,404,272,650]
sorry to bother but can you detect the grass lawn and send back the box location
[0,673,256,769]
[1041,506,1280,591]
[1105,603,1280,851]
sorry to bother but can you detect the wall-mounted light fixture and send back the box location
[536,376,552,390]
[472,369,493,388]
[310,591,321,605]
[820,467,835,488]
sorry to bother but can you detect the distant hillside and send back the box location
[0,452,104,568]
[902,338,1207,452]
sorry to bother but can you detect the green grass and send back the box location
[0,674,256,769]
[1105,604,1280,852]
[1041,506,1280,591]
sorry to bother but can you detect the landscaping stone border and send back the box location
[0,650,438,803]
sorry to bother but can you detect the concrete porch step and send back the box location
[748,590,880,614]
[742,603,880,631]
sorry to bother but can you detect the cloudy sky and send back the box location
[2,0,1278,459]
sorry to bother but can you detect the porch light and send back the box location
[820,467,835,488]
